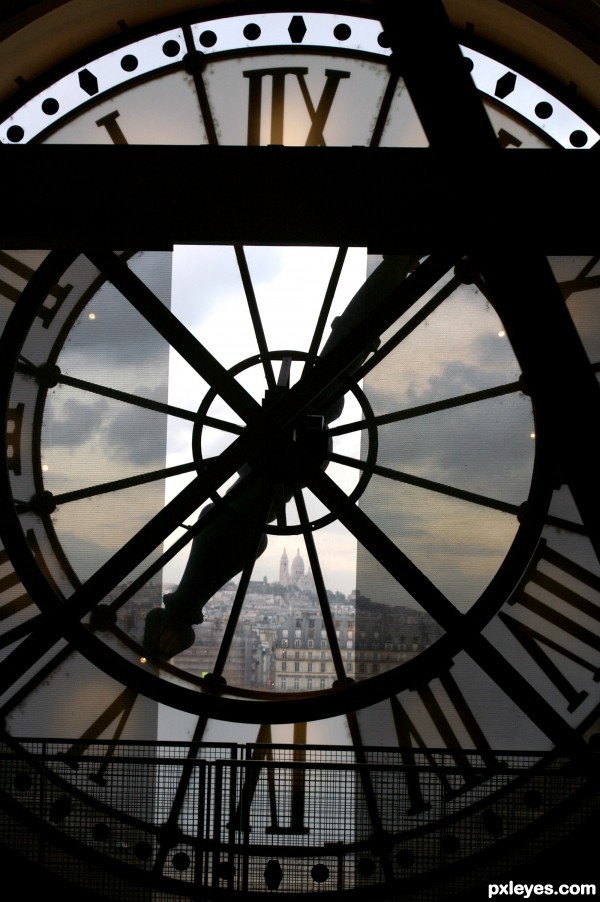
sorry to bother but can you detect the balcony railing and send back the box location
[0,740,598,900]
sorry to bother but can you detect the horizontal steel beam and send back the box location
[1,145,597,249]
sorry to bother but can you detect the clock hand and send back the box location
[312,254,419,424]
[310,255,419,425]
[143,471,273,660]
[144,360,293,661]
[143,257,419,661]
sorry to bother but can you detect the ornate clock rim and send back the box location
[1,3,599,148]
[2,0,600,117]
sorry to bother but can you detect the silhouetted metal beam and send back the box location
[374,0,499,150]
[1,145,597,249]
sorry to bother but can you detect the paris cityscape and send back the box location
[116,546,443,692]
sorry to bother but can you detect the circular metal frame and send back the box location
[192,349,379,535]
[0,248,554,721]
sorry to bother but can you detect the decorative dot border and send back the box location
[1,12,597,148]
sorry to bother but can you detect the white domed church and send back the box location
[279,547,315,593]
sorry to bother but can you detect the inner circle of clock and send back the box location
[191,349,378,537]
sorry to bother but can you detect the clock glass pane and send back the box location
[25,247,537,697]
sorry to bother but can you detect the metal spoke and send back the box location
[0,478,209,688]
[234,244,276,390]
[544,515,589,536]
[289,427,590,756]
[329,380,521,437]
[286,442,462,634]
[558,255,600,298]
[339,460,586,534]
[272,482,289,529]
[106,492,239,616]
[294,487,347,684]
[107,531,194,615]
[327,451,522,516]
[16,461,197,512]
[0,418,277,687]
[0,613,43,651]
[305,246,348,367]
[347,272,460,389]
[211,511,271,678]
[17,360,199,421]
[328,452,588,535]
[84,250,263,428]
[273,254,458,431]
[471,251,600,564]
[67,444,267,620]
[306,255,418,423]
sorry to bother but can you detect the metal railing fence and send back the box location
[0,739,598,900]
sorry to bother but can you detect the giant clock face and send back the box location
[1,3,600,899]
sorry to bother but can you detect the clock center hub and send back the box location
[247,412,332,483]
[191,349,376,536]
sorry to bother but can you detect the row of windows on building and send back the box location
[280,661,335,672]
[280,677,330,690]
[281,638,333,647]
[280,638,423,650]
[278,659,398,690]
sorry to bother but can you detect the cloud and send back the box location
[374,391,534,489]
[59,252,173,375]
[44,392,109,448]
[355,281,536,497]
[355,478,522,615]
[44,385,168,467]
[347,287,536,615]
[172,244,283,330]
[102,402,168,466]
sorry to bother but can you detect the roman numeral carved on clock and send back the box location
[6,403,23,475]
[244,67,350,146]
[0,530,49,641]
[0,544,33,634]
[265,722,309,835]
[233,723,309,835]
[0,251,72,327]
[499,539,600,712]
[232,723,275,831]
[0,532,73,696]
[389,668,500,815]
[58,687,138,784]
[95,110,129,144]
